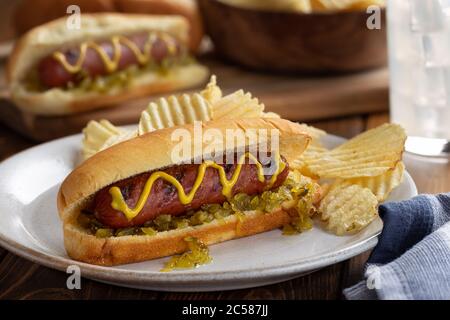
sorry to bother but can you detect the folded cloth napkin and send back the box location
[343,193,450,300]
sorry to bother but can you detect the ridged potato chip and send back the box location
[137,74,270,136]
[304,124,406,178]
[201,75,223,105]
[311,0,384,11]
[311,0,342,10]
[138,75,222,136]
[291,124,327,176]
[296,123,326,146]
[138,93,212,135]
[82,120,124,159]
[82,120,137,160]
[319,184,379,235]
[262,112,281,118]
[292,145,328,177]
[344,0,385,9]
[201,75,274,120]
[211,89,265,120]
[82,76,275,159]
[100,130,138,152]
[222,0,384,12]
[222,0,313,12]
[333,162,405,202]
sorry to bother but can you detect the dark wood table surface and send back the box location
[1,111,449,300]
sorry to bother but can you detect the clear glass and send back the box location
[388,0,450,156]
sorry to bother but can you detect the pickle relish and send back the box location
[77,171,319,238]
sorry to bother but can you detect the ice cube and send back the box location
[410,0,446,32]
[414,103,450,138]
[413,65,447,108]
[439,0,450,16]
[421,32,450,67]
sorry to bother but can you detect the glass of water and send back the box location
[388,0,450,156]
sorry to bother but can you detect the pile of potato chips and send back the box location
[295,123,406,235]
[219,0,385,13]
[82,76,406,237]
[82,120,136,159]
[82,76,278,159]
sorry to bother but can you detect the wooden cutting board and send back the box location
[0,55,389,142]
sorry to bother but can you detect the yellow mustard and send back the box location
[109,152,286,221]
[52,32,175,74]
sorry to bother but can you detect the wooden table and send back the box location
[0,111,449,300]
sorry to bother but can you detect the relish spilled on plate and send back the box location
[161,237,212,272]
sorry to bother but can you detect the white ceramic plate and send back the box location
[0,133,417,292]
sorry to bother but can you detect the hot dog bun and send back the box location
[65,206,292,266]
[13,0,203,52]
[116,0,204,52]
[7,13,209,115]
[58,118,313,266]
[13,0,116,36]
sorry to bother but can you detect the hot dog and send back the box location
[13,0,204,53]
[92,154,289,228]
[7,14,209,115]
[58,118,318,266]
[38,32,183,89]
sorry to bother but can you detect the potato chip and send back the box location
[290,124,327,176]
[297,123,326,146]
[211,89,265,120]
[222,0,384,12]
[100,130,138,152]
[344,0,385,10]
[304,123,406,178]
[333,161,404,202]
[319,184,378,235]
[138,93,212,135]
[298,144,328,162]
[262,112,281,118]
[311,0,384,11]
[201,75,271,121]
[201,75,223,105]
[221,0,312,12]
[82,120,124,160]
[292,145,327,176]
[310,0,340,10]
[83,76,272,159]
[82,120,138,160]
[137,75,269,135]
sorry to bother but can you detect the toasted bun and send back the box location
[116,0,204,52]
[10,64,209,115]
[7,13,209,115]
[58,117,311,220]
[64,207,293,266]
[13,0,116,36]
[58,118,312,265]
[13,0,203,53]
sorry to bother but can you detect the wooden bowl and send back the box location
[198,0,387,73]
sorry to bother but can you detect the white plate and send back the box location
[0,133,417,292]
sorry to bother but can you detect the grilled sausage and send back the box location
[92,154,290,228]
[38,32,181,88]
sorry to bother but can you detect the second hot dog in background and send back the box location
[7,13,209,115]
[38,31,185,89]
[115,0,204,53]
[13,0,203,52]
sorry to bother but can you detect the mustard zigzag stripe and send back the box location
[109,152,285,221]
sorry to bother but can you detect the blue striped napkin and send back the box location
[343,193,450,300]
